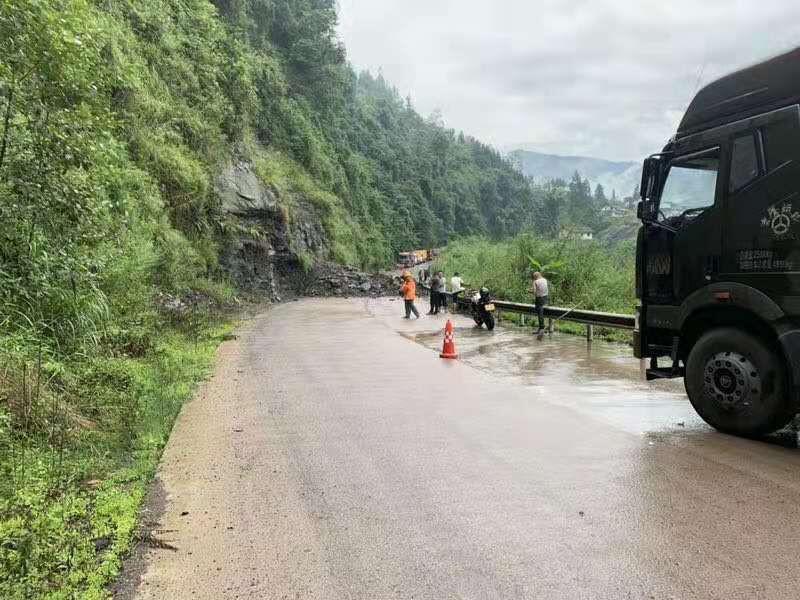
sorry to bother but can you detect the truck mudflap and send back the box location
[777,329,800,408]
[644,336,683,380]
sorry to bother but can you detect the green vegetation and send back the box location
[0,322,230,599]
[525,173,640,241]
[218,0,539,265]
[1,0,240,595]
[0,0,548,596]
[0,0,643,594]
[434,235,636,339]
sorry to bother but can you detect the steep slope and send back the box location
[0,1,537,596]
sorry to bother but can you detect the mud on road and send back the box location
[116,297,800,599]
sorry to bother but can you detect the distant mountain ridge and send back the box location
[508,149,641,199]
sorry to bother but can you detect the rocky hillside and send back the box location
[1,1,537,595]
[0,0,545,343]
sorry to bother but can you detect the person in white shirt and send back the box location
[450,272,463,293]
[530,271,550,332]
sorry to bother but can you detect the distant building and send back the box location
[559,226,593,240]
[600,205,630,218]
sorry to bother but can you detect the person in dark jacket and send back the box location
[428,272,441,314]
[436,271,447,313]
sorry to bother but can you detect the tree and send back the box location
[567,171,593,226]
[534,183,564,239]
[594,183,607,205]
[624,183,640,209]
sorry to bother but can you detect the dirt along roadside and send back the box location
[114,310,332,598]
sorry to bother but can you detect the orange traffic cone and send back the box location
[439,319,459,359]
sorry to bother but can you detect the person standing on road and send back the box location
[531,271,549,332]
[450,272,464,305]
[450,272,463,294]
[428,272,441,315]
[401,274,420,319]
[437,271,448,313]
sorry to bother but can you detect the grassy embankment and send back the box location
[434,234,637,341]
[0,286,237,600]
[1,1,240,597]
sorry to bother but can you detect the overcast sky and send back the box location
[337,1,800,161]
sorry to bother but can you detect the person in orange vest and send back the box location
[400,273,420,319]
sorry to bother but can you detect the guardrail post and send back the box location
[548,318,554,335]
[520,315,525,327]
[586,324,594,342]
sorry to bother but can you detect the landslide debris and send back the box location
[281,261,395,299]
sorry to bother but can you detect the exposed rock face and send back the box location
[217,161,326,301]
[217,161,279,215]
[216,160,389,301]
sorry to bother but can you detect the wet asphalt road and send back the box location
[117,297,800,599]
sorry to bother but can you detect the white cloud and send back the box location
[337,0,800,161]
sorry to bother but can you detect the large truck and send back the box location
[397,249,435,268]
[397,252,416,268]
[635,48,800,436]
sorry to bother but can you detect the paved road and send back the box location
[117,298,800,599]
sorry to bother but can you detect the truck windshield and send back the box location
[658,149,719,219]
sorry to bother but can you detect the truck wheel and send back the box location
[685,327,793,436]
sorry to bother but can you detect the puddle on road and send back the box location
[408,324,800,447]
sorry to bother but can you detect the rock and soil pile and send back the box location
[280,261,396,299]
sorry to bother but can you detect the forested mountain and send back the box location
[509,149,640,201]
[0,0,546,371]
[0,3,648,593]
[509,150,635,181]
[528,171,638,240]
[0,3,544,594]
[2,0,538,322]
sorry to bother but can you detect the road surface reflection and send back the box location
[409,323,799,447]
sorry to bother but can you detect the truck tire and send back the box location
[685,327,793,436]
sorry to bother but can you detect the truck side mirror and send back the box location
[639,156,662,222]
[640,161,651,200]
[641,157,658,199]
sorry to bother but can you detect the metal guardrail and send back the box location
[490,301,635,329]
[415,280,634,340]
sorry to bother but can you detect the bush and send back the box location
[435,234,636,317]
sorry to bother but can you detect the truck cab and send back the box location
[635,48,800,436]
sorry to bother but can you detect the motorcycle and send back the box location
[469,287,496,330]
